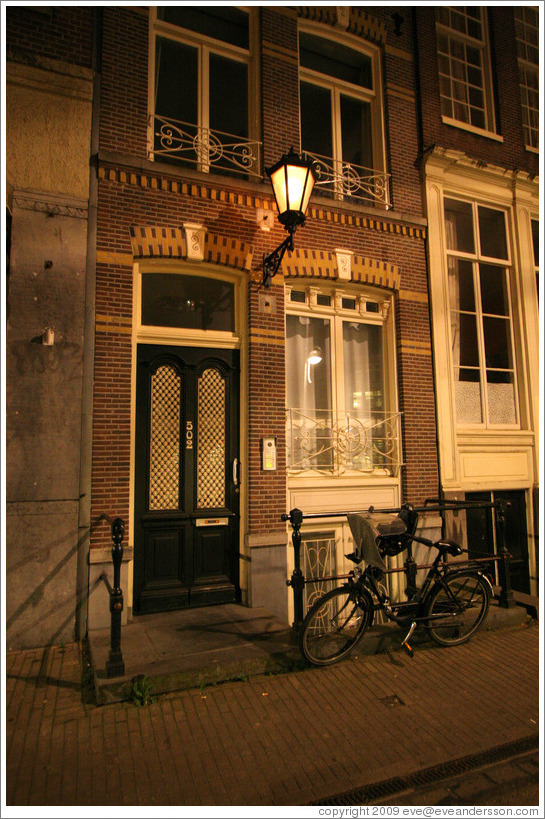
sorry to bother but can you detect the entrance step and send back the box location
[87,600,531,705]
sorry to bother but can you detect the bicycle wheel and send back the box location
[299,586,371,666]
[426,571,490,646]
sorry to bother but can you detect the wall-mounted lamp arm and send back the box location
[262,231,294,288]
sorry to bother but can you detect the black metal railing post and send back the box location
[495,501,516,609]
[283,508,305,631]
[105,517,125,677]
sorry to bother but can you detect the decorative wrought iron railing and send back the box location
[286,408,403,476]
[302,150,391,208]
[151,114,262,179]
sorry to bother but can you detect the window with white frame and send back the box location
[285,284,400,475]
[298,29,389,207]
[149,7,260,178]
[514,6,539,150]
[436,7,495,134]
[444,198,518,427]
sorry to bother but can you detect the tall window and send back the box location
[514,6,539,150]
[298,30,388,207]
[444,198,518,426]
[436,7,495,134]
[149,7,260,178]
[285,285,400,474]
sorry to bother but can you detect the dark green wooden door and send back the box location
[134,344,240,613]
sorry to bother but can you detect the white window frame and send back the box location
[298,23,386,181]
[436,7,500,140]
[285,281,399,476]
[443,197,520,430]
[514,6,539,152]
[148,7,259,173]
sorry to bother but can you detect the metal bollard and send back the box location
[284,508,305,632]
[105,517,125,677]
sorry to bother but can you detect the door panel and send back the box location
[134,344,240,613]
[466,490,530,595]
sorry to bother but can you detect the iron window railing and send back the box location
[303,150,391,208]
[151,114,262,180]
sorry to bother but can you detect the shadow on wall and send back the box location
[5,513,110,650]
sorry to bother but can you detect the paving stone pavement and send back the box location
[3,622,540,808]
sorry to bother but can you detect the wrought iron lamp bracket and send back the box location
[262,231,295,288]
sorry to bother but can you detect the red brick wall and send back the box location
[99,7,148,158]
[6,5,93,68]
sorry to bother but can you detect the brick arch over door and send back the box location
[129,226,254,271]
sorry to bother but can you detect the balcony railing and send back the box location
[302,151,391,208]
[287,408,402,476]
[151,114,263,180]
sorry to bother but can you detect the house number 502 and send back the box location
[186,421,193,449]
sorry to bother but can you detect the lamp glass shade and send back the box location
[268,151,316,230]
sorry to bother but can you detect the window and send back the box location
[436,7,495,135]
[285,284,400,475]
[514,6,539,150]
[149,7,260,178]
[141,273,235,332]
[444,198,518,426]
[298,29,388,207]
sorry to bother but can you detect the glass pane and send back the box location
[300,82,333,158]
[483,316,513,370]
[158,7,249,49]
[155,37,198,124]
[454,368,482,423]
[149,365,181,511]
[479,265,509,316]
[444,199,475,253]
[478,207,507,259]
[286,314,333,471]
[342,322,384,413]
[209,54,248,138]
[451,313,479,367]
[197,368,226,508]
[340,95,373,169]
[141,274,235,332]
[448,258,475,312]
[286,314,331,411]
[487,372,516,425]
[299,33,373,89]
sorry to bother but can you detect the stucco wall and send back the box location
[6,56,93,649]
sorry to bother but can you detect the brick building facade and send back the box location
[5,6,539,649]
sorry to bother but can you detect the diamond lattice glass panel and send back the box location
[197,368,226,508]
[149,365,182,510]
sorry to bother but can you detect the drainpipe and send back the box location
[76,7,103,640]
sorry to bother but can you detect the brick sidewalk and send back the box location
[4,622,539,807]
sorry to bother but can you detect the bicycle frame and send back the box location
[357,545,492,631]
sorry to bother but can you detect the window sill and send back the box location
[525,145,539,155]
[441,116,504,143]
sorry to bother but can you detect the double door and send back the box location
[134,344,240,613]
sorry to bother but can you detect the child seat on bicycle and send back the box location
[347,504,420,566]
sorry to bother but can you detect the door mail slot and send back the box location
[195,517,229,527]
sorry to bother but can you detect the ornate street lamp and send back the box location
[262,148,317,287]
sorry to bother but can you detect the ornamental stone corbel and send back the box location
[335,247,354,281]
[183,222,206,261]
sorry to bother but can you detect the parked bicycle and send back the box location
[299,504,493,666]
